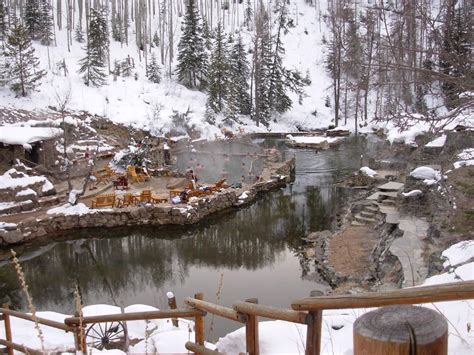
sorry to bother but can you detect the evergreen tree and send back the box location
[206,22,228,113]
[24,0,41,39]
[78,8,108,87]
[146,52,161,83]
[38,0,54,45]
[244,0,253,30]
[202,18,212,51]
[176,0,208,89]
[252,1,272,126]
[227,32,251,116]
[0,0,7,44]
[268,1,309,113]
[74,25,85,43]
[4,22,46,96]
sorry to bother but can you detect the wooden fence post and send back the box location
[354,305,448,355]
[195,293,205,350]
[167,291,179,327]
[245,298,259,355]
[74,311,87,355]
[2,304,13,355]
[305,291,323,355]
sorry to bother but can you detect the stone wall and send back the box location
[0,158,296,246]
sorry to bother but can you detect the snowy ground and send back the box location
[0,240,472,354]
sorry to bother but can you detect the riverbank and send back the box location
[0,158,295,246]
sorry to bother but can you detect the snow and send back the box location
[166,291,175,299]
[442,240,474,268]
[401,189,423,197]
[239,191,249,200]
[410,166,441,181]
[0,126,62,149]
[425,135,447,147]
[0,169,54,193]
[16,188,37,197]
[453,149,474,169]
[454,160,474,169]
[359,166,377,177]
[286,135,341,145]
[0,222,17,230]
[0,200,33,212]
[47,203,93,216]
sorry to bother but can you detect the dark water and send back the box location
[0,135,381,340]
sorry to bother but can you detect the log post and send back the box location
[305,291,323,355]
[167,291,179,327]
[245,298,259,355]
[354,305,448,355]
[2,304,13,355]
[194,293,205,350]
[73,311,87,355]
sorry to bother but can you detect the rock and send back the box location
[0,229,24,244]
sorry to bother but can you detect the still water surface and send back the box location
[0,136,380,340]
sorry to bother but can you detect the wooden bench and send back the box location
[91,194,116,209]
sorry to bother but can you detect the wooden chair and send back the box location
[137,189,152,203]
[93,171,109,185]
[151,193,168,204]
[116,193,137,207]
[91,194,116,208]
[105,166,118,179]
[128,166,145,183]
[209,179,228,192]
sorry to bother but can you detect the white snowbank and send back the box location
[442,240,474,268]
[47,203,92,216]
[286,135,341,145]
[0,169,54,192]
[453,148,474,169]
[16,188,37,197]
[401,189,423,197]
[0,126,62,149]
[359,166,377,177]
[454,160,474,169]
[410,166,441,181]
[0,222,17,230]
[426,135,446,147]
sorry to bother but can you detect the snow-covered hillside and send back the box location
[0,0,471,139]
[0,0,335,138]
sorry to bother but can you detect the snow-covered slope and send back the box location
[0,0,337,139]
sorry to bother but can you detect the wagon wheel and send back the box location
[85,321,127,350]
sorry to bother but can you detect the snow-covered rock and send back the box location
[360,166,377,177]
[410,166,441,181]
[0,126,62,150]
[425,135,446,147]
[47,203,92,216]
[401,189,423,197]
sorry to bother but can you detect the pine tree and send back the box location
[227,32,251,116]
[0,0,7,44]
[202,18,212,51]
[206,22,228,113]
[4,22,46,96]
[252,1,272,126]
[74,25,85,43]
[78,8,108,87]
[244,0,253,30]
[24,0,41,39]
[146,52,161,83]
[176,0,208,89]
[38,0,54,45]
[268,2,309,113]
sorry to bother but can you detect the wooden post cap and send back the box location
[354,305,448,355]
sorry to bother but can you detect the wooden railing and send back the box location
[0,281,473,355]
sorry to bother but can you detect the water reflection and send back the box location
[0,135,381,339]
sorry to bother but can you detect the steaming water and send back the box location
[0,135,382,341]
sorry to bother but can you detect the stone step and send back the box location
[378,191,399,198]
[38,195,62,208]
[377,181,404,192]
[380,198,396,206]
[385,212,400,224]
[365,205,379,212]
[361,210,376,218]
[355,214,377,224]
[352,221,366,226]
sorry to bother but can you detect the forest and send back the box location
[0,0,471,133]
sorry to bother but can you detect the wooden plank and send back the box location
[244,298,259,355]
[64,308,206,326]
[0,307,73,332]
[185,341,222,355]
[185,297,247,323]
[233,302,308,324]
[292,281,474,311]
[2,305,13,355]
[167,292,179,327]
[194,293,205,350]
[0,339,42,355]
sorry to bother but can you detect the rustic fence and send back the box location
[0,281,473,355]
